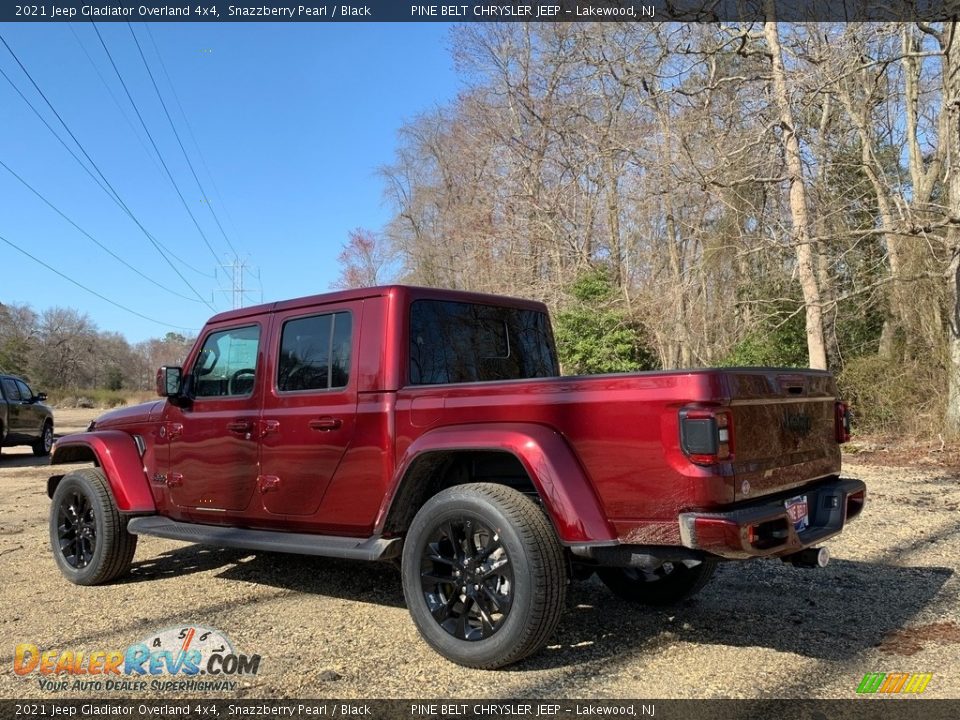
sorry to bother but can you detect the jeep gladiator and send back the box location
[47,285,865,668]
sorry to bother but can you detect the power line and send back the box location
[0,64,115,203]
[0,62,211,282]
[0,31,217,309]
[144,24,245,253]
[91,23,229,276]
[0,231,199,332]
[67,23,164,179]
[0,156,205,303]
[131,22,240,259]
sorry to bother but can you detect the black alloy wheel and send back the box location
[402,483,566,669]
[57,489,97,569]
[419,517,514,641]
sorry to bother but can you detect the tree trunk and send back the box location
[763,7,828,369]
[943,22,960,433]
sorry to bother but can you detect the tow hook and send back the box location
[784,547,830,569]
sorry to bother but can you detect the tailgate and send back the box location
[725,370,841,501]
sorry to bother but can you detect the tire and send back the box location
[49,468,137,585]
[597,558,717,606]
[401,483,566,669]
[32,421,54,457]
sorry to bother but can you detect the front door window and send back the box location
[192,325,260,398]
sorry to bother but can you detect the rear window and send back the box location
[1,378,20,401]
[409,300,558,385]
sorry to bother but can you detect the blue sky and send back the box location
[0,22,459,342]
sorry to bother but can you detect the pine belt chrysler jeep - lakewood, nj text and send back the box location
[46,285,865,668]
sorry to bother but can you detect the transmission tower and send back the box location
[218,257,261,309]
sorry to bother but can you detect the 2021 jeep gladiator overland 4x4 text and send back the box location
[47,285,865,668]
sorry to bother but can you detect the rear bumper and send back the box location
[678,476,866,560]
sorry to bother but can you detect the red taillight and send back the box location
[835,401,852,443]
[680,407,734,465]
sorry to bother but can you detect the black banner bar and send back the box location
[2,0,959,23]
[4,700,960,720]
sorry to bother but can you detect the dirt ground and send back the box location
[1,407,958,699]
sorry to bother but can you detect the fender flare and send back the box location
[377,423,616,545]
[49,431,155,513]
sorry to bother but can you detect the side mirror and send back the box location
[156,366,183,398]
[35,393,47,403]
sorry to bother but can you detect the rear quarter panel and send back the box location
[395,372,737,545]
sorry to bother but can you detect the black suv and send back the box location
[0,374,54,457]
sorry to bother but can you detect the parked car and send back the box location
[46,285,864,668]
[1,373,54,457]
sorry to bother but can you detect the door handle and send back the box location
[309,417,342,431]
[227,420,253,434]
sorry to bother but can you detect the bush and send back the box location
[554,269,657,375]
[719,310,808,368]
[837,354,945,437]
[554,309,655,375]
[45,389,154,409]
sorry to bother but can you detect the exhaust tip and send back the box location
[786,546,830,569]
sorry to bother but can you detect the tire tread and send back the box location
[468,483,566,668]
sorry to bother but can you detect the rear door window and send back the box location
[1,378,21,401]
[277,311,352,392]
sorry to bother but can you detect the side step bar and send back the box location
[127,516,400,561]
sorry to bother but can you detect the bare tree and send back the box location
[332,227,397,289]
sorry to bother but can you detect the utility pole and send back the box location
[218,257,261,309]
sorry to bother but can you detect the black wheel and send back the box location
[32,421,54,457]
[401,483,566,669]
[597,558,717,606]
[49,468,137,585]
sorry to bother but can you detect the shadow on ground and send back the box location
[0,453,51,469]
[520,558,952,670]
[119,542,952,671]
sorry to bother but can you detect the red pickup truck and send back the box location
[47,285,864,668]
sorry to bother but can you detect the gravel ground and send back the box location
[1,408,958,699]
